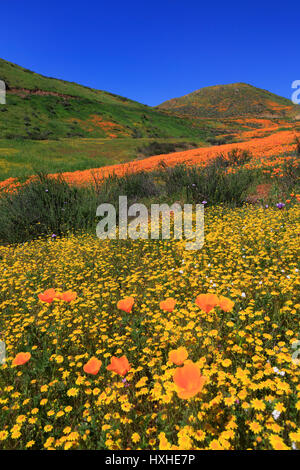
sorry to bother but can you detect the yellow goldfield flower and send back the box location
[222,359,232,368]
[251,399,266,411]
[44,425,53,432]
[0,431,9,441]
[269,434,289,450]
[131,433,140,443]
[67,388,79,397]
[26,440,35,448]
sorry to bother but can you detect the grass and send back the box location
[0,58,235,142]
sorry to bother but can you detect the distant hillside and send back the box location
[157,83,298,118]
[0,58,215,140]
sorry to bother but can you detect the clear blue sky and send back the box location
[1,0,298,106]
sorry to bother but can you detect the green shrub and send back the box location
[0,164,259,245]
[93,170,159,205]
[0,174,98,244]
[162,162,258,206]
[213,149,252,168]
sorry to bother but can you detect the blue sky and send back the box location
[1,0,298,106]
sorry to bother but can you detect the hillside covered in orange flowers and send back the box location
[1,126,299,192]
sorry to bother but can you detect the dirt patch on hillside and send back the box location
[7,87,75,100]
[246,183,272,204]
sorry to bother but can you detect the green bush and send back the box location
[213,149,252,168]
[0,174,98,244]
[162,162,258,206]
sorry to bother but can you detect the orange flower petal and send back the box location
[169,347,188,365]
[38,288,57,303]
[60,291,77,302]
[83,357,102,375]
[160,298,176,312]
[106,355,131,376]
[218,296,234,312]
[195,293,219,313]
[173,362,206,399]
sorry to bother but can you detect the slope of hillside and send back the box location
[0,58,224,140]
[1,59,299,184]
[2,128,298,192]
[158,83,298,118]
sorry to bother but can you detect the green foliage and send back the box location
[276,154,300,192]
[0,174,98,244]
[0,137,205,183]
[162,162,257,205]
[213,148,252,168]
[0,163,259,244]
[158,82,297,118]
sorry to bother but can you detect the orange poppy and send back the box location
[60,291,77,302]
[218,296,234,312]
[12,352,31,366]
[173,361,207,399]
[117,297,134,313]
[169,347,188,365]
[160,298,176,312]
[195,293,219,313]
[83,357,102,375]
[106,355,131,376]
[38,288,57,303]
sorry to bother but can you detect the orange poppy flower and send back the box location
[12,352,31,366]
[60,291,77,302]
[83,357,102,375]
[169,347,188,365]
[38,288,57,303]
[117,297,134,313]
[106,355,131,376]
[173,361,207,399]
[195,293,219,313]
[160,298,176,312]
[218,296,234,312]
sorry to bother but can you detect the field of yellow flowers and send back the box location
[0,203,299,450]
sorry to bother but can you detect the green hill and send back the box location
[157,83,298,118]
[1,60,298,183]
[0,58,217,140]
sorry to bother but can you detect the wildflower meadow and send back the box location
[0,203,299,450]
